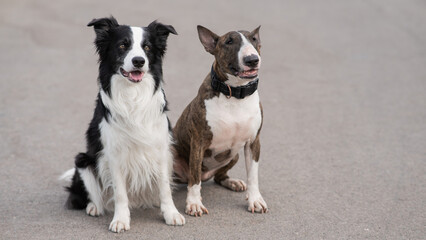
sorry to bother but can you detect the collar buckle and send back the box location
[226,84,232,99]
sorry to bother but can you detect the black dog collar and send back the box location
[210,66,259,99]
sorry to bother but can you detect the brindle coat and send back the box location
[173,28,262,186]
[172,25,267,215]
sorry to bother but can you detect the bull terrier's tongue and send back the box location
[129,71,143,82]
[239,69,258,78]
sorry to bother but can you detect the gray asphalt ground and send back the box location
[0,0,425,239]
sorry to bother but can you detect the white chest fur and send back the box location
[203,91,262,170]
[100,74,169,152]
[97,74,171,209]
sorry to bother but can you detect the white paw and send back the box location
[186,184,208,217]
[221,178,247,192]
[109,209,130,233]
[185,200,209,217]
[163,210,186,226]
[109,218,130,233]
[247,192,268,213]
[86,202,100,217]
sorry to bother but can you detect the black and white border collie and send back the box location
[61,16,185,233]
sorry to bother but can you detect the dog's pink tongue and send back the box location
[130,71,144,82]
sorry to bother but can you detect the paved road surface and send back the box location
[0,0,425,239]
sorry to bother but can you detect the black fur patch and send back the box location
[65,169,88,209]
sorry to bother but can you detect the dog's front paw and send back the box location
[185,200,209,217]
[221,178,247,192]
[109,216,130,233]
[247,191,268,213]
[164,210,186,226]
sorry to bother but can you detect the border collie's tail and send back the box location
[59,168,75,182]
[62,153,95,210]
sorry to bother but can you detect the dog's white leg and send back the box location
[159,150,185,225]
[185,183,208,216]
[244,142,268,213]
[78,168,104,216]
[108,160,130,233]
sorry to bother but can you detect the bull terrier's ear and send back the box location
[250,26,261,44]
[87,16,119,33]
[197,25,219,54]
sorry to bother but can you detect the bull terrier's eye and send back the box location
[225,38,233,45]
[144,45,150,51]
[252,37,257,41]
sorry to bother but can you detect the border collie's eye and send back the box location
[225,38,233,45]
[144,45,150,51]
[119,44,126,50]
[252,37,257,41]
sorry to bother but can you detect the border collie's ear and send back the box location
[148,21,177,55]
[197,25,219,54]
[87,17,118,59]
[87,16,119,32]
[148,21,178,36]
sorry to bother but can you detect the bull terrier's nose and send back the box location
[243,54,259,67]
[132,57,145,68]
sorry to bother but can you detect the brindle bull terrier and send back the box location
[173,25,268,216]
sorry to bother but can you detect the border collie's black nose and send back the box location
[132,57,145,68]
[243,55,259,67]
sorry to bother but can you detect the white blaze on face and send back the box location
[122,27,149,73]
[225,32,262,87]
[237,32,261,71]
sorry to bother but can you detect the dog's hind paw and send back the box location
[220,178,247,192]
[86,202,100,217]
